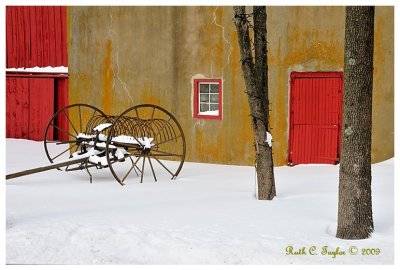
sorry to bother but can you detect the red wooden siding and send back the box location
[6,6,69,141]
[28,78,55,140]
[6,77,58,141]
[55,79,69,140]
[6,6,67,68]
[6,78,29,139]
[288,72,343,165]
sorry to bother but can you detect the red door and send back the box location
[6,78,29,139]
[288,72,343,165]
[6,77,54,141]
[6,76,68,141]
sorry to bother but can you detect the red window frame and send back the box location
[193,78,223,120]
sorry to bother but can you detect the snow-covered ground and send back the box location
[6,139,394,264]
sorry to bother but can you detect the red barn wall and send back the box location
[6,6,68,68]
[6,6,68,141]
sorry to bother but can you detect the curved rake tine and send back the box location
[87,108,98,131]
[152,117,172,139]
[86,114,104,133]
[160,119,176,143]
[148,107,156,134]
[152,120,168,145]
[156,119,172,143]
[162,119,177,143]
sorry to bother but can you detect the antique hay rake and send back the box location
[6,104,186,186]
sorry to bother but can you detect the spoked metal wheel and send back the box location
[106,104,186,185]
[44,104,108,168]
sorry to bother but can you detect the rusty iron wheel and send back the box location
[105,104,186,185]
[43,103,108,169]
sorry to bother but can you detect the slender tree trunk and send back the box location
[336,6,375,240]
[233,6,276,200]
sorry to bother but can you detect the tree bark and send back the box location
[233,6,276,200]
[336,6,375,240]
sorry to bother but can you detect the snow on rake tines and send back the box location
[112,135,154,149]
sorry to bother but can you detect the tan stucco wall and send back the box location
[371,7,394,162]
[68,6,394,166]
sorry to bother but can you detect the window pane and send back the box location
[210,104,219,111]
[210,94,219,103]
[194,80,222,118]
[200,94,209,102]
[210,84,219,93]
[200,103,210,112]
[200,84,209,93]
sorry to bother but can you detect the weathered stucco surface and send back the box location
[68,6,393,166]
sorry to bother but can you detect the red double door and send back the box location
[6,76,68,141]
[288,72,343,165]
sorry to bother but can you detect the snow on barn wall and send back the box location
[67,6,394,166]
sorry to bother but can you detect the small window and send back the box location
[193,79,222,120]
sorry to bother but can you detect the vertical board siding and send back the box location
[289,72,343,165]
[6,6,67,68]
[36,6,43,67]
[29,7,37,66]
[6,77,59,141]
[60,8,67,65]
[6,6,69,141]
[48,7,56,65]
[23,7,31,67]
[54,6,62,65]
[28,78,54,141]
[6,78,30,139]
[5,8,13,67]
[17,7,25,68]
[55,78,69,140]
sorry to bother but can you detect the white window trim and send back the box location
[198,82,220,116]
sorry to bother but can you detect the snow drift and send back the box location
[6,139,394,264]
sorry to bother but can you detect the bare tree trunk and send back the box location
[233,6,276,200]
[336,6,375,240]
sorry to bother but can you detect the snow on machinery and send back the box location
[6,104,186,185]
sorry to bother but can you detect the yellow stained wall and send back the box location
[68,6,394,166]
